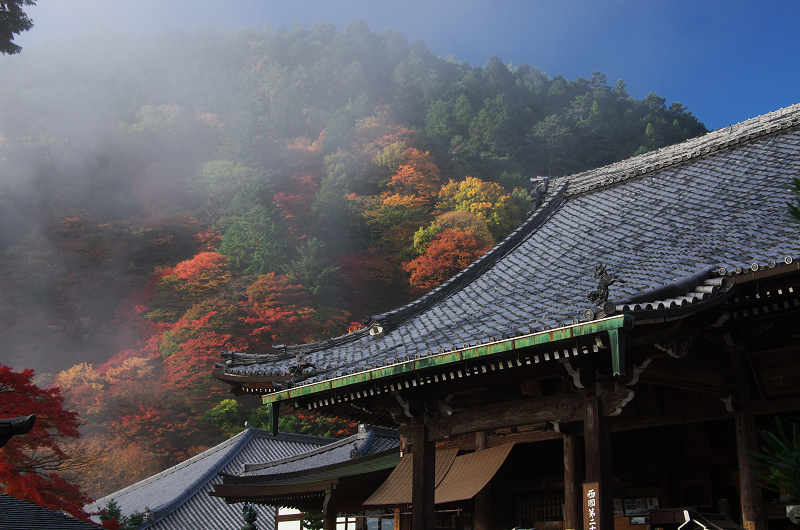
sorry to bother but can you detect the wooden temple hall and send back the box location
[213,103,800,530]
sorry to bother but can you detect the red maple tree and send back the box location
[0,364,93,520]
[243,273,318,349]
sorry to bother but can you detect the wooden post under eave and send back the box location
[735,402,766,530]
[564,427,582,530]
[475,430,492,530]
[412,422,436,530]
[584,391,614,530]
[322,486,338,530]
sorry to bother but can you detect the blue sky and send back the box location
[15,0,800,130]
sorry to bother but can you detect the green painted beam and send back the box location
[608,328,627,377]
[262,314,634,406]
[268,401,279,435]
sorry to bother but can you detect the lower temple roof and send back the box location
[85,428,335,530]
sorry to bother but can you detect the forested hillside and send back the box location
[0,21,706,501]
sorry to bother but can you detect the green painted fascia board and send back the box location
[263,314,633,405]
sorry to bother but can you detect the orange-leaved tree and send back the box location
[403,229,492,293]
[413,210,494,255]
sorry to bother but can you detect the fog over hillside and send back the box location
[0,22,708,499]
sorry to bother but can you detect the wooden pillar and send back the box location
[322,486,337,530]
[584,391,614,530]
[735,402,765,530]
[564,427,582,530]
[475,430,492,530]
[412,422,436,530]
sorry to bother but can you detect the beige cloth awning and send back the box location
[364,448,457,505]
[434,443,513,504]
[364,443,513,506]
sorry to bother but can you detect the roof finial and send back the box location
[587,262,624,310]
[242,504,258,530]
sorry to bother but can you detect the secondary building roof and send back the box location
[86,428,334,530]
[212,425,400,513]
[0,494,99,530]
[214,103,800,414]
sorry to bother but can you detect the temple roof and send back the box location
[212,425,400,512]
[0,494,99,530]
[86,428,334,530]
[216,102,800,392]
[237,424,399,476]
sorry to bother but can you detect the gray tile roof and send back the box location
[218,102,800,389]
[0,494,99,530]
[86,429,334,530]
[240,424,399,476]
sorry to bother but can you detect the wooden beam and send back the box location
[429,392,800,446]
[635,359,736,396]
[412,423,435,530]
[436,429,561,451]
[736,405,765,530]
[427,394,585,441]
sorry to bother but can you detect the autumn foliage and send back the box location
[2,119,526,506]
[403,229,493,292]
[0,365,93,520]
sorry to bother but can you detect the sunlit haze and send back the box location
[15,0,800,130]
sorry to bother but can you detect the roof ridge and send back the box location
[357,429,375,455]
[616,264,718,305]
[360,424,400,438]
[147,430,260,524]
[563,102,800,196]
[249,428,337,445]
[88,429,252,511]
[247,184,568,365]
[371,182,568,332]
[242,431,371,473]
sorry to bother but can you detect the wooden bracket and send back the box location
[602,383,635,416]
[721,394,742,413]
[563,361,594,390]
[621,358,652,387]
[636,359,736,396]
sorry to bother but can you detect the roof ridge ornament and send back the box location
[241,504,257,530]
[530,176,550,210]
[585,263,624,320]
[587,263,623,306]
[287,352,316,381]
